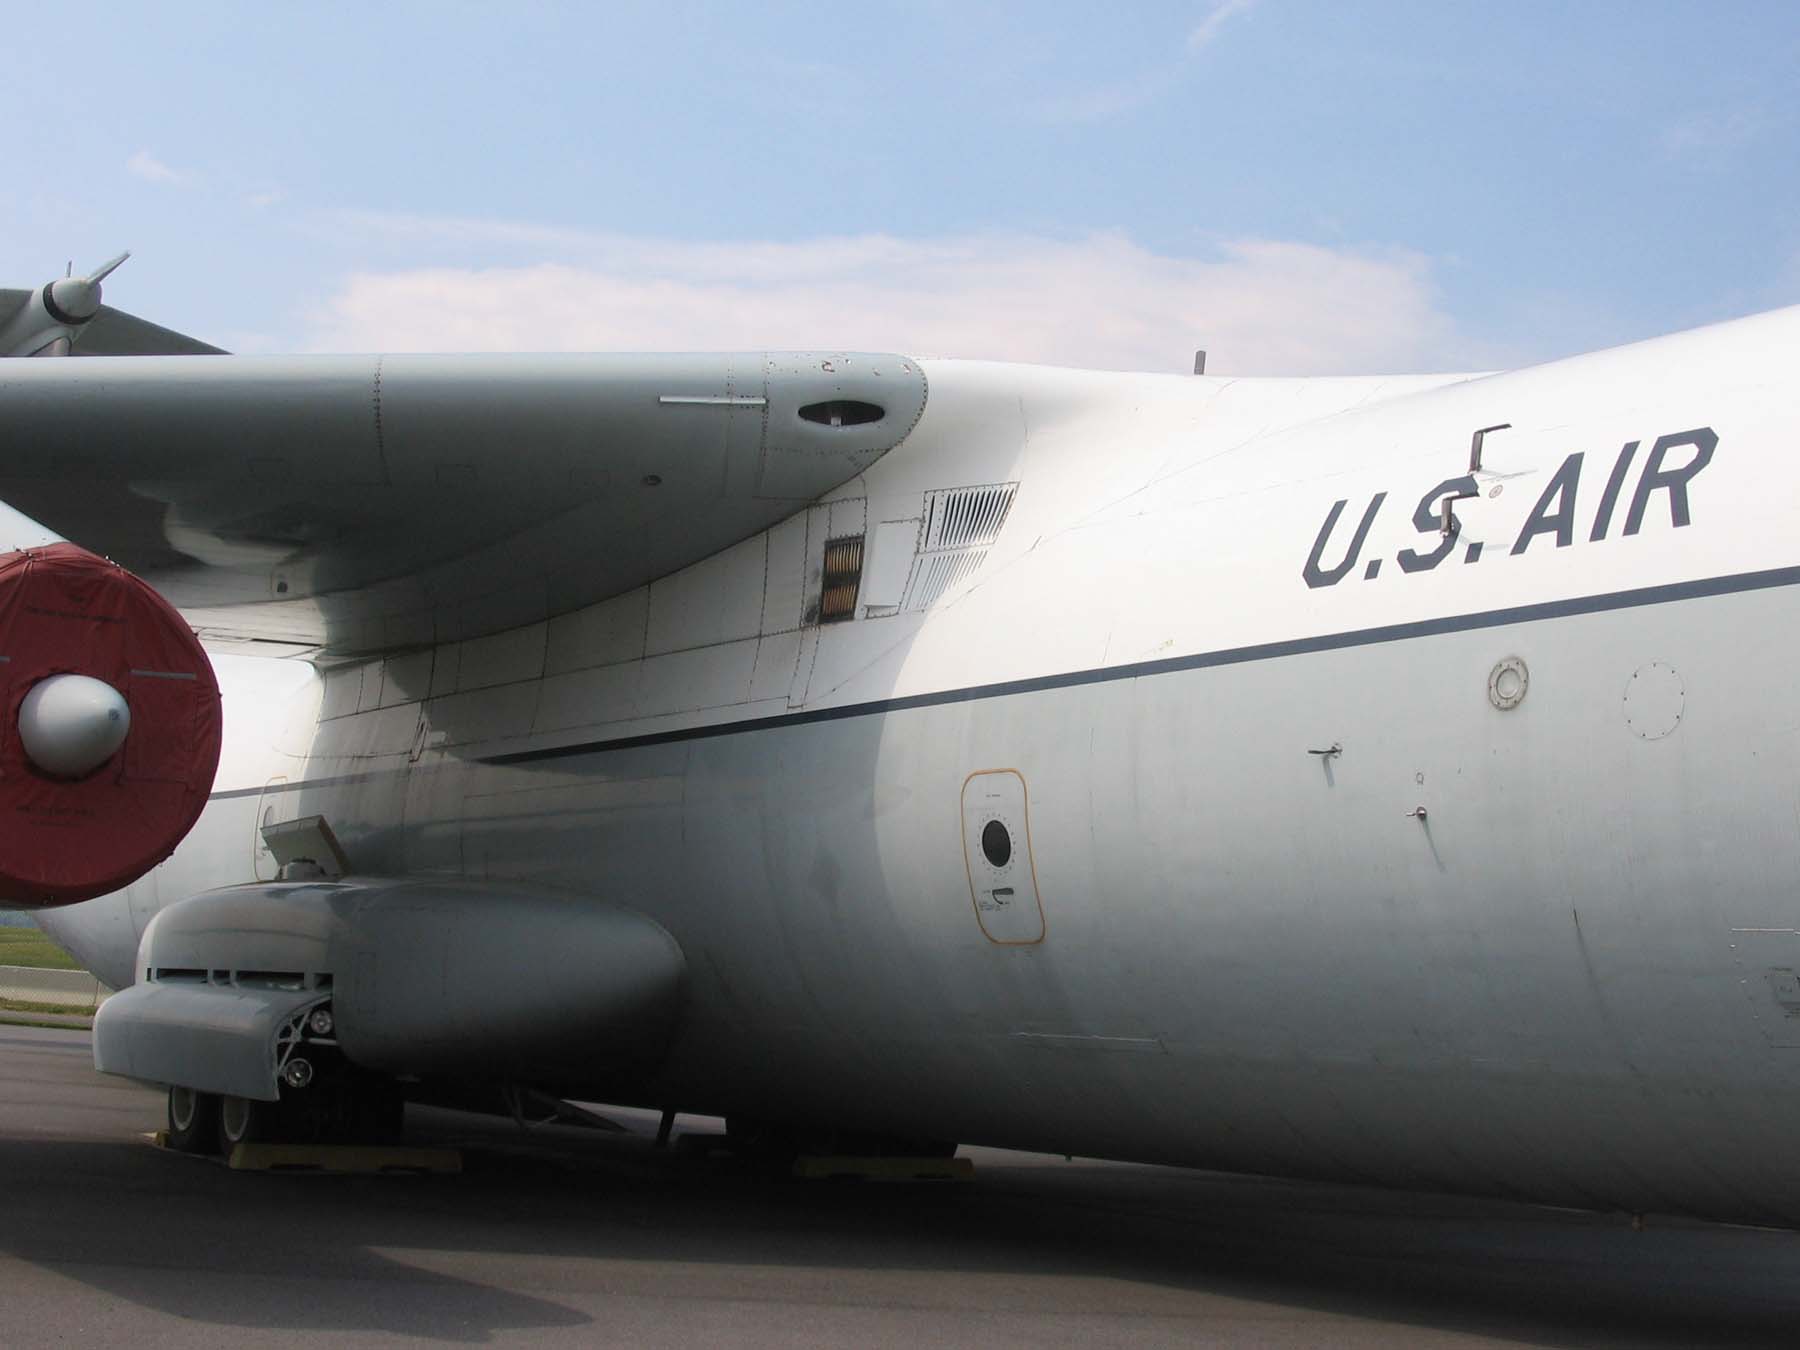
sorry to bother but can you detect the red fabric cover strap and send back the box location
[0,543,221,907]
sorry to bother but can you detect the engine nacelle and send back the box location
[0,252,129,357]
[0,543,222,907]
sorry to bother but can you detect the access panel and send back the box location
[960,769,1045,945]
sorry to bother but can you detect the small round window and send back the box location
[980,819,1012,868]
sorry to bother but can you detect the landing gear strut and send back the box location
[724,1117,958,1165]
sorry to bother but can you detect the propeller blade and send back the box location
[83,251,131,285]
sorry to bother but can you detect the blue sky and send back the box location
[6,1,1799,373]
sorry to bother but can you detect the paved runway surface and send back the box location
[5,1022,1800,1348]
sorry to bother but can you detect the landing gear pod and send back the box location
[0,543,222,907]
[94,880,688,1111]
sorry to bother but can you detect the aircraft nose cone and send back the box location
[18,674,131,778]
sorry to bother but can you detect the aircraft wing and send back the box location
[0,291,225,356]
[0,351,926,657]
[68,304,227,356]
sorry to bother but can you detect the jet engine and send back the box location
[0,542,222,907]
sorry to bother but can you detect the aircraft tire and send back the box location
[217,1094,278,1149]
[166,1085,219,1154]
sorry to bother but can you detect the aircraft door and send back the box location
[961,769,1045,944]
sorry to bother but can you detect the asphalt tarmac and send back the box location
[4,1022,1800,1348]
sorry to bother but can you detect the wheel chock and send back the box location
[226,1142,462,1174]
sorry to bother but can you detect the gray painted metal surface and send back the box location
[0,351,926,654]
[96,879,686,1099]
[94,981,320,1101]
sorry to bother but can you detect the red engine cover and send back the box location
[0,543,222,907]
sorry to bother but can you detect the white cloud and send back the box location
[1661,105,1770,160]
[1023,0,1259,124]
[304,223,1490,375]
[126,150,183,184]
[1189,0,1259,51]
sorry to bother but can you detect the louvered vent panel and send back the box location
[818,535,864,623]
[921,483,1017,553]
[905,548,989,611]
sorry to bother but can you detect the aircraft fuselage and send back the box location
[42,306,1800,1224]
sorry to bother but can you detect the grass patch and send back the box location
[0,927,83,971]
[0,998,96,1016]
[0,1013,91,1030]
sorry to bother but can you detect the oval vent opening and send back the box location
[799,400,885,428]
[981,819,1012,868]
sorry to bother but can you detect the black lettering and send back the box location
[1397,475,1477,574]
[1303,493,1386,589]
[1511,453,1584,555]
[1623,427,1715,534]
[1588,440,1638,541]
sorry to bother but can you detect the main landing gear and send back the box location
[162,998,406,1156]
[165,1084,218,1154]
[166,1074,406,1156]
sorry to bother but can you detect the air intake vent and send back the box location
[922,483,1016,552]
[234,970,309,990]
[799,400,885,427]
[905,548,988,611]
[819,535,864,623]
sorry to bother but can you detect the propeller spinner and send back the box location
[0,250,130,356]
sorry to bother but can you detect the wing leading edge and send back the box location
[0,351,926,656]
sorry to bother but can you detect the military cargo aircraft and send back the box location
[5,256,1797,1224]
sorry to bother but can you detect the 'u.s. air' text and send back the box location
[1301,427,1715,590]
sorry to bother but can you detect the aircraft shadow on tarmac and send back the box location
[7,1084,1800,1347]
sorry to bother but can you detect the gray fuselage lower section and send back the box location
[119,570,1795,1223]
